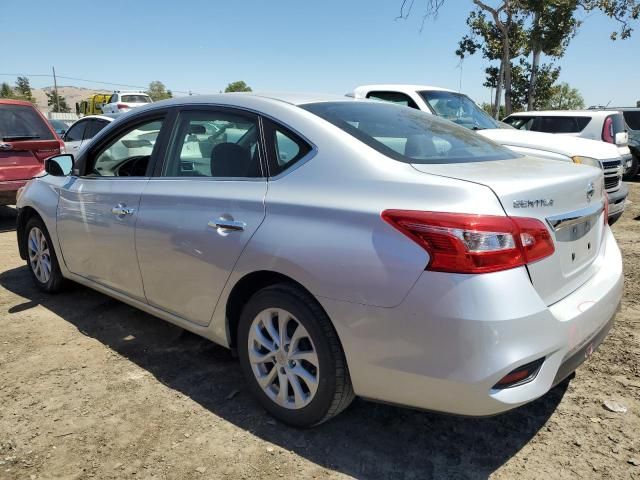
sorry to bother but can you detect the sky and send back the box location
[3,0,639,107]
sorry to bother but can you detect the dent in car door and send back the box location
[135,108,267,326]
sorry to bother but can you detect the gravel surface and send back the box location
[1,181,639,480]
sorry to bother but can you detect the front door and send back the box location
[57,115,168,301]
[135,108,268,325]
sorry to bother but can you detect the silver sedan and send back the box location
[16,93,622,427]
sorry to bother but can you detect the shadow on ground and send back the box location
[0,206,17,233]
[0,265,568,479]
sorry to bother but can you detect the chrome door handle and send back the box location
[209,219,246,231]
[111,204,135,217]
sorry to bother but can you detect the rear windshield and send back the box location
[0,104,55,141]
[622,111,640,130]
[301,101,517,164]
[419,91,500,130]
[121,95,152,103]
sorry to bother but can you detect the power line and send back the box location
[0,72,194,95]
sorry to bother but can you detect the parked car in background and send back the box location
[502,109,633,171]
[63,114,118,154]
[0,99,63,206]
[101,91,153,114]
[48,119,69,138]
[16,94,622,427]
[352,84,627,224]
[600,107,640,179]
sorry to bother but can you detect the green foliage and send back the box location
[580,0,640,39]
[146,81,173,101]
[46,90,71,113]
[224,81,252,93]
[14,76,35,102]
[481,102,506,118]
[0,82,14,98]
[542,82,585,109]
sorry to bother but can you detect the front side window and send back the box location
[162,110,263,178]
[419,91,499,130]
[64,121,87,142]
[301,101,517,165]
[504,116,534,130]
[87,118,163,177]
[108,94,117,104]
[367,91,419,110]
[0,104,55,141]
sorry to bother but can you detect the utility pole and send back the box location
[52,66,60,112]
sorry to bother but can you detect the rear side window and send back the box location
[366,91,419,110]
[301,101,517,164]
[84,120,109,139]
[263,119,312,175]
[122,95,152,103]
[622,111,640,130]
[533,116,590,133]
[0,104,55,141]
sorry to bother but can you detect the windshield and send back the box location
[419,91,499,130]
[301,101,517,165]
[0,104,55,141]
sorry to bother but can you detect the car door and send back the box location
[56,112,170,301]
[135,107,268,326]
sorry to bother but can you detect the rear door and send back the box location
[0,103,61,182]
[135,107,267,326]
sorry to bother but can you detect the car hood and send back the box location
[478,128,620,160]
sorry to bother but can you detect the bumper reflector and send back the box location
[493,358,545,390]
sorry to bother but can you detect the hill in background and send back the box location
[33,86,110,113]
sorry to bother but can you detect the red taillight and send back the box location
[381,210,555,274]
[602,116,614,143]
[116,103,129,110]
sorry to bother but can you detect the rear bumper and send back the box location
[608,182,628,218]
[0,180,26,205]
[319,227,623,416]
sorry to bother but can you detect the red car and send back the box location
[0,99,64,205]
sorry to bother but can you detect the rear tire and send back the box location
[237,283,354,427]
[24,216,65,293]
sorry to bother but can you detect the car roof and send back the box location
[354,84,456,95]
[0,98,39,107]
[507,110,618,117]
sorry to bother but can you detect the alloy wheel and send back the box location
[28,227,51,284]
[247,308,320,409]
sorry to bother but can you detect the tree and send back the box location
[14,76,35,102]
[224,81,252,93]
[146,81,172,101]
[543,82,585,109]
[46,91,71,113]
[0,82,14,98]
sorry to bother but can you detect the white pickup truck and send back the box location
[352,84,628,224]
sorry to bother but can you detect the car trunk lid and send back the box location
[0,138,61,181]
[411,157,606,306]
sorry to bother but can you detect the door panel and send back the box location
[135,179,267,325]
[57,178,148,300]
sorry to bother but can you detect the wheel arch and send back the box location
[16,206,42,260]
[225,270,334,351]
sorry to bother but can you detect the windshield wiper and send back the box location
[2,135,41,141]
[471,126,486,131]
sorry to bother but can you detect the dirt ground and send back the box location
[1,182,639,480]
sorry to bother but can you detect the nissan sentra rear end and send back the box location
[302,100,623,416]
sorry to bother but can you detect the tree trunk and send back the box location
[502,35,512,116]
[494,61,504,119]
[528,49,541,110]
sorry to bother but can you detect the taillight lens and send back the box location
[602,116,614,143]
[116,103,129,110]
[382,210,555,274]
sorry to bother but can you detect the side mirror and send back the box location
[615,131,628,145]
[45,154,74,176]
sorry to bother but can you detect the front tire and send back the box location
[24,216,65,293]
[622,155,639,180]
[237,283,354,427]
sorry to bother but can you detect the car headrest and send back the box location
[210,142,251,177]
[189,124,206,135]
